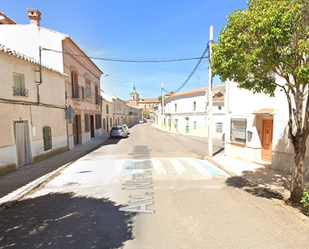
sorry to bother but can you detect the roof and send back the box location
[252,108,275,115]
[139,98,160,103]
[167,87,208,99]
[0,12,17,24]
[0,43,66,76]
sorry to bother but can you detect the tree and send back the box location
[158,95,162,102]
[211,0,309,203]
[143,110,150,119]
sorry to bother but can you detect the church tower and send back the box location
[129,84,139,106]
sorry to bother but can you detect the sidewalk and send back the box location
[208,155,291,200]
[0,135,110,208]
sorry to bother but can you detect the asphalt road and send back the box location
[1,123,309,249]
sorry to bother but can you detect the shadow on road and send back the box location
[225,167,291,200]
[0,193,136,249]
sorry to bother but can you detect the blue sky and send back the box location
[1,0,248,100]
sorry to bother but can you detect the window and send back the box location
[175,119,178,128]
[71,71,79,98]
[43,126,52,150]
[85,114,90,132]
[13,73,28,97]
[216,122,223,133]
[95,85,99,104]
[193,101,196,111]
[175,103,177,112]
[85,78,91,98]
[218,106,222,111]
[231,118,247,144]
[103,118,106,129]
[194,121,197,129]
[106,105,109,114]
[95,114,102,129]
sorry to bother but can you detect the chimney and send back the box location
[27,9,41,26]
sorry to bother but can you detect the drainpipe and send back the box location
[37,46,43,103]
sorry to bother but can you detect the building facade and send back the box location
[0,44,67,176]
[224,79,309,177]
[160,85,225,138]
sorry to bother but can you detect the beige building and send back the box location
[101,91,114,135]
[0,43,67,176]
[63,37,103,148]
[0,9,104,150]
[113,98,128,126]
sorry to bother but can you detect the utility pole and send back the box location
[208,25,213,157]
[162,82,165,131]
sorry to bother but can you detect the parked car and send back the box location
[139,119,144,123]
[143,118,148,123]
[110,124,129,138]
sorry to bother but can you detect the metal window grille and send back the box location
[216,122,223,133]
[43,126,52,151]
[230,118,247,144]
[193,102,196,111]
[96,114,102,129]
[85,114,90,132]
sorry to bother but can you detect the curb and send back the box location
[0,136,110,212]
[205,156,237,177]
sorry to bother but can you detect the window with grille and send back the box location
[95,114,102,129]
[175,103,177,112]
[43,126,52,150]
[85,114,90,132]
[193,101,196,111]
[85,78,91,98]
[230,118,247,144]
[13,73,28,97]
[194,121,197,129]
[216,122,223,133]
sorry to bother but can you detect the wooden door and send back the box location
[14,121,30,167]
[262,119,273,161]
[73,115,80,145]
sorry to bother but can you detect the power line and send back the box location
[163,41,210,93]
[42,48,207,63]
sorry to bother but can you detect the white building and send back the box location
[156,85,225,138]
[224,79,309,176]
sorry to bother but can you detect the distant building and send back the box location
[128,85,160,119]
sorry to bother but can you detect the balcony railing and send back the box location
[13,87,28,97]
[72,84,84,99]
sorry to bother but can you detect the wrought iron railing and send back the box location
[13,87,28,97]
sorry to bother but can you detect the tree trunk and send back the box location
[290,138,306,203]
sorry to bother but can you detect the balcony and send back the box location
[13,87,28,97]
[72,84,84,99]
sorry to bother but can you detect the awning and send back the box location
[252,108,275,115]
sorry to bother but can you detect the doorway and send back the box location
[262,119,273,161]
[14,121,31,168]
[73,115,81,145]
[90,115,95,138]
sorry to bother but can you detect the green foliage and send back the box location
[300,188,309,214]
[211,0,309,203]
[211,0,309,95]
[143,110,150,119]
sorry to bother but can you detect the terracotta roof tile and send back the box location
[252,108,275,114]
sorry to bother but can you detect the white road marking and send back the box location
[152,159,167,175]
[169,159,187,175]
[186,158,212,179]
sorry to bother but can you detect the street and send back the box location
[1,123,309,249]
